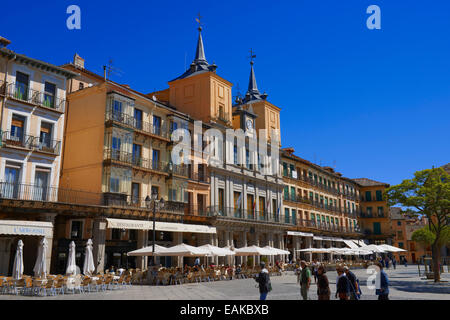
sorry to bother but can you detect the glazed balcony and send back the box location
[5,82,65,112]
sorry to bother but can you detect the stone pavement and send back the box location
[1,265,449,300]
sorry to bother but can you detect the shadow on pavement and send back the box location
[389,280,450,294]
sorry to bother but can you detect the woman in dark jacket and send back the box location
[255,262,271,300]
[317,265,330,300]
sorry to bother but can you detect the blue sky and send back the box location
[1,0,449,186]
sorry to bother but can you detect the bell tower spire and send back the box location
[243,49,267,103]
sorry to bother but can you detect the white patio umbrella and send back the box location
[83,239,95,276]
[264,246,290,255]
[359,244,386,253]
[234,245,275,256]
[33,238,48,278]
[296,248,329,253]
[162,243,212,257]
[378,244,407,252]
[12,240,24,280]
[127,244,171,256]
[199,244,235,257]
[66,241,78,275]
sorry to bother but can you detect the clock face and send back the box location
[246,119,253,130]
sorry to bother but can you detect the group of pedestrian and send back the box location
[256,260,390,300]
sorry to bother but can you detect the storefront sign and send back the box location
[0,220,53,237]
[106,218,216,234]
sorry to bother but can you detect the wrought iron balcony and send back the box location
[1,131,61,155]
[206,206,287,224]
[103,149,170,174]
[5,82,65,112]
[105,109,170,139]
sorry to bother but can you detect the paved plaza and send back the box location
[1,266,449,300]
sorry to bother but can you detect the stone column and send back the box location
[293,236,298,262]
[254,232,260,266]
[241,231,247,266]
[137,230,148,270]
[174,232,183,267]
[306,237,313,263]
[92,218,107,273]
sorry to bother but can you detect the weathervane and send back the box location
[195,12,203,31]
[248,48,256,65]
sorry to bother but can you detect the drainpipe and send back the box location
[0,53,16,146]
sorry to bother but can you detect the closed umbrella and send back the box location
[83,239,95,276]
[66,241,78,275]
[33,238,48,278]
[379,244,407,252]
[12,240,24,280]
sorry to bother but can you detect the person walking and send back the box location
[316,265,330,300]
[344,266,360,300]
[311,260,318,283]
[194,257,200,267]
[335,266,350,300]
[299,260,311,300]
[375,262,390,300]
[392,258,397,270]
[255,262,271,300]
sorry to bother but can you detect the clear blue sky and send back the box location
[1,0,449,186]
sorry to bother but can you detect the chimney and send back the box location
[73,53,85,69]
[0,36,11,48]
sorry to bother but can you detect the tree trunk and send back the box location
[432,241,441,282]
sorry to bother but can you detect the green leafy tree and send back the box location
[385,167,450,282]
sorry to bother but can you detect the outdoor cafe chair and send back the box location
[53,278,65,295]
[11,278,25,295]
[80,276,92,293]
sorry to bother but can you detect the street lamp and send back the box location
[145,192,165,267]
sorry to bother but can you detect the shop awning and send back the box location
[106,218,216,234]
[313,236,324,241]
[0,220,53,237]
[287,231,314,237]
[343,240,360,249]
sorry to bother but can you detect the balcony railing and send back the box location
[103,149,170,174]
[188,171,209,183]
[1,131,61,155]
[105,109,170,139]
[206,206,286,224]
[6,82,65,112]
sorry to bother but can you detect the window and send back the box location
[39,122,53,148]
[373,222,381,235]
[10,115,25,142]
[289,164,295,177]
[152,149,160,169]
[376,190,383,201]
[4,164,21,198]
[111,229,121,240]
[397,221,402,226]
[71,221,83,239]
[129,230,137,241]
[309,191,313,200]
[169,120,178,134]
[153,115,161,135]
[365,191,372,201]
[290,187,295,200]
[34,169,50,201]
[112,100,122,121]
[367,207,373,216]
[131,183,140,205]
[134,108,143,130]
[234,192,241,209]
[43,82,56,108]
[132,144,142,165]
[377,207,384,217]
[218,188,224,213]
[398,242,404,248]
[245,149,250,169]
[397,231,403,240]
[283,163,288,176]
[233,145,238,165]
[291,209,296,224]
[151,186,159,198]
[79,82,84,90]
[15,72,29,100]
[284,186,289,200]
[110,176,120,193]
[284,208,290,223]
